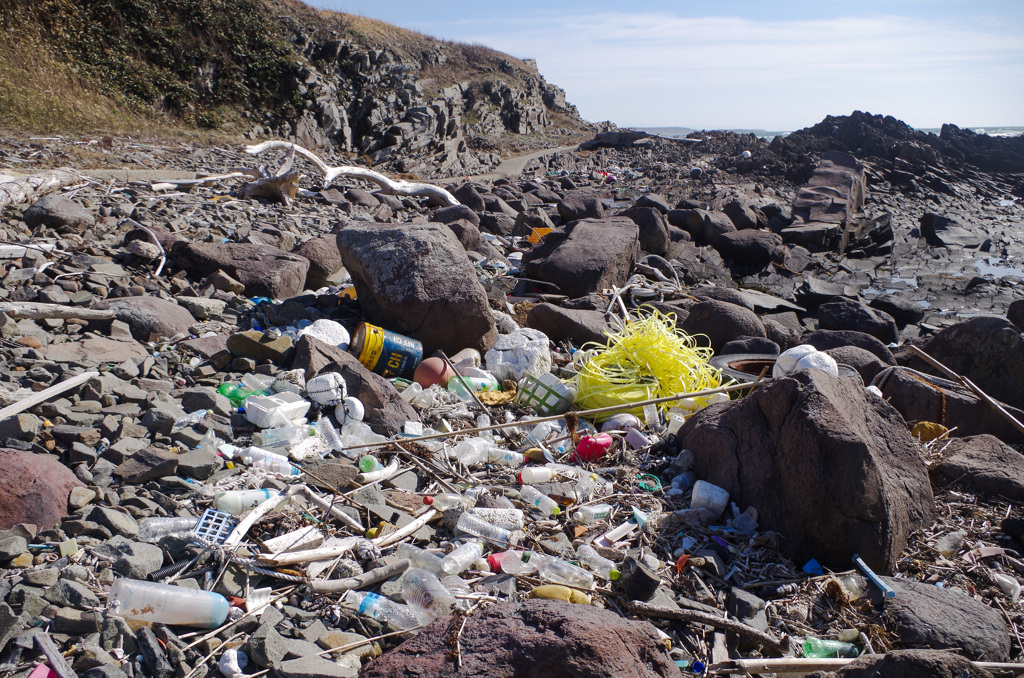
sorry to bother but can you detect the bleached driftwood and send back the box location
[150,172,248,192]
[244,140,460,207]
[0,168,83,211]
[0,302,115,320]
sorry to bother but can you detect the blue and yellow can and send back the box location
[349,322,423,379]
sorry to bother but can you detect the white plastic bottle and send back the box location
[520,485,561,517]
[572,503,613,523]
[252,424,315,448]
[441,541,483,575]
[576,544,620,581]
[424,493,475,511]
[342,590,419,630]
[214,489,281,515]
[108,579,229,628]
[518,466,556,484]
[249,456,300,476]
[536,556,595,589]
[488,449,526,466]
[138,516,198,543]
[456,511,518,547]
[450,438,491,466]
[402,568,456,624]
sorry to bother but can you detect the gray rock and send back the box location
[556,194,605,222]
[711,229,782,265]
[101,616,138,656]
[0,413,42,442]
[137,626,174,678]
[920,212,984,249]
[141,402,187,436]
[45,579,102,609]
[176,449,223,480]
[247,623,289,668]
[824,345,887,384]
[23,194,95,229]
[93,296,197,342]
[0,602,26,654]
[870,294,925,328]
[617,206,669,256]
[818,299,899,344]
[293,233,345,289]
[85,506,140,539]
[525,303,613,345]
[930,435,1024,500]
[22,567,60,586]
[882,576,1010,661]
[93,535,164,579]
[81,665,129,678]
[802,329,896,365]
[922,317,1024,410]
[113,447,178,484]
[680,299,766,353]
[522,217,639,299]
[0,535,27,560]
[176,241,311,300]
[813,649,994,678]
[279,656,358,678]
[180,387,231,417]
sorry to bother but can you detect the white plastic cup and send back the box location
[690,480,729,520]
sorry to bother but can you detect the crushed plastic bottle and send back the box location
[535,554,595,589]
[171,410,208,433]
[342,591,419,630]
[520,485,561,516]
[358,455,382,473]
[138,516,197,543]
[423,493,476,511]
[576,544,620,581]
[441,541,483,575]
[802,637,859,658]
[492,550,539,575]
[456,511,518,547]
[217,384,265,407]
[401,568,456,624]
[252,424,315,448]
[449,438,492,466]
[315,417,345,455]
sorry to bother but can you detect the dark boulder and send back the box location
[802,329,896,365]
[617,207,669,256]
[711,230,782,265]
[526,303,614,345]
[522,218,639,300]
[922,316,1024,410]
[680,299,765,353]
[722,199,759,230]
[677,370,934,572]
[292,233,344,290]
[719,337,780,356]
[1009,299,1024,332]
[23,195,94,230]
[920,212,984,248]
[556,194,605,222]
[358,599,678,678]
[930,434,1024,500]
[428,204,480,227]
[824,346,886,384]
[702,211,737,245]
[870,294,925,328]
[175,242,309,299]
[92,296,196,342]
[818,299,899,344]
[0,449,84,530]
[808,650,993,678]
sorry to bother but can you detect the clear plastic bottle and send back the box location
[523,421,554,447]
[572,503,613,523]
[342,591,419,630]
[536,556,595,589]
[394,543,445,575]
[316,417,345,455]
[359,455,382,473]
[802,637,859,658]
[424,493,475,511]
[171,410,208,433]
[467,508,526,531]
[456,511,518,547]
[108,579,229,628]
[138,516,197,543]
[248,456,300,476]
[214,489,281,515]
[401,568,456,624]
[241,373,275,393]
[252,424,315,448]
[488,449,526,466]
[497,550,539,575]
[449,438,491,466]
[447,374,500,401]
[441,541,483,575]
[520,485,561,516]
[518,467,556,484]
[572,473,603,501]
[576,544,620,581]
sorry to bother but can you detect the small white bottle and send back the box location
[441,541,484,575]
[518,466,556,484]
[214,489,280,515]
[572,503,613,523]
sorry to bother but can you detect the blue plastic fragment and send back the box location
[853,553,896,598]
[803,558,824,576]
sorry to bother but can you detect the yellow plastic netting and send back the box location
[572,308,723,421]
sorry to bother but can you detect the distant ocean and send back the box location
[637,126,1024,142]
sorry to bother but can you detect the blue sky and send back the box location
[314,1,1024,131]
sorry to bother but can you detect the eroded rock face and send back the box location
[175,242,310,300]
[0,449,84,531]
[677,370,933,572]
[922,316,1024,410]
[337,222,496,356]
[358,599,679,678]
[522,217,639,299]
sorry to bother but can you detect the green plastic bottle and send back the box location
[802,637,859,658]
[217,383,265,407]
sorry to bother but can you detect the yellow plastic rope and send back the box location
[572,308,723,421]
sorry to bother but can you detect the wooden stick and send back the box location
[257,539,362,567]
[301,486,364,532]
[372,509,437,548]
[0,168,83,211]
[0,370,98,421]
[309,558,411,594]
[710,656,1024,676]
[624,599,788,654]
[343,380,759,453]
[908,345,1024,439]
[0,302,115,320]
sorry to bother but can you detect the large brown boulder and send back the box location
[292,336,418,436]
[680,299,765,352]
[922,316,1024,410]
[0,449,84,530]
[292,233,344,290]
[522,217,639,299]
[818,299,899,344]
[337,223,496,357]
[677,370,933,572]
[808,650,993,678]
[175,242,310,300]
[358,599,678,678]
[526,303,615,345]
[92,296,197,342]
[617,206,669,255]
[929,434,1024,500]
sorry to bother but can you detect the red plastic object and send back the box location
[486,553,503,572]
[572,433,613,462]
[27,666,58,678]
[675,554,690,573]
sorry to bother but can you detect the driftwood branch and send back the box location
[0,302,115,320]
[244,140,460,207]
[0,168,83,211]
[309,558,411,594]
[0,371,98,424]
[624,599,788,654]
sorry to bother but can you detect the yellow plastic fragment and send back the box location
[911,421,948,442]
[528,585,591,605]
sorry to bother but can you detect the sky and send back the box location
[308,0,1024,132]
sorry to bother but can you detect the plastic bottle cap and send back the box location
[423,496,434,505]
[550,507,561,516]
[609,569,620,581]
[486,553,503,571]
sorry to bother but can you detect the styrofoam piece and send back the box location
[244,392,310,428]
[297,318,351,350]
[485,328,552,382]
[306,372,348,406]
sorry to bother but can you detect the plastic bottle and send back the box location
[342,590,418,630]
[252,424,315,448]
[359,455,381,473]
[138,516,197,543]
[241,373,275,393]
[456,511,518,547]
[671,472,698,491]
[518,466,556,484]
[467,508,526,531]
[572,473,606,501]
[249,457,300,476]
[217,384,265,407]
[450,438,491,466]
[214,489,280,515]
[520,485,561,516]
[394,543,445,575]
[316,417,345,455]
[108,579,229,628]
[171,410,208,433]
[402,568,456,624]
[572,503,613,523]
[488,449,526,466]
[536,555,595,589]
[494,550,539,575]
[423,493,475,511]
[993,573,1022,602]
[576,544,620,581]
[447,374,500,400]
[441,541,483,575]
[802,637,859,659]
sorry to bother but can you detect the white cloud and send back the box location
[431,12,1024,129]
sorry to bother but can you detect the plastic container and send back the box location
[241,373,275,393]
[671,472,698,492]
[523,421,554,448]
[402,568,456,624]
[456,511,518,547]
[494,550,539,575]
[518,467,556,484]
[424,493,476,511]
[690,480,729,520]
[488,449,526,466]
[108,579,229,628]
[450,438,492,466]
[536,555,595,589]
[249,457,300,476]
[573,433,613,462]
[350,322,423,380]
[214,489,280,515]
[359,455,382,473]
[441,541,483,575]
[394,543,445,575]
[343,590,418,630]
[316,417,345,454]
[466,508,526,531]
[935,530,966,557]
[573,473,604,501]
[252,424,315,448]
[138,516,197,543]
[572,503,612,523]
[802,637,859,659]
[576,543,620,581]
[520,485,561,516]
[217,384,265,407]
[244,392,310,428]
[448,374,501,402]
